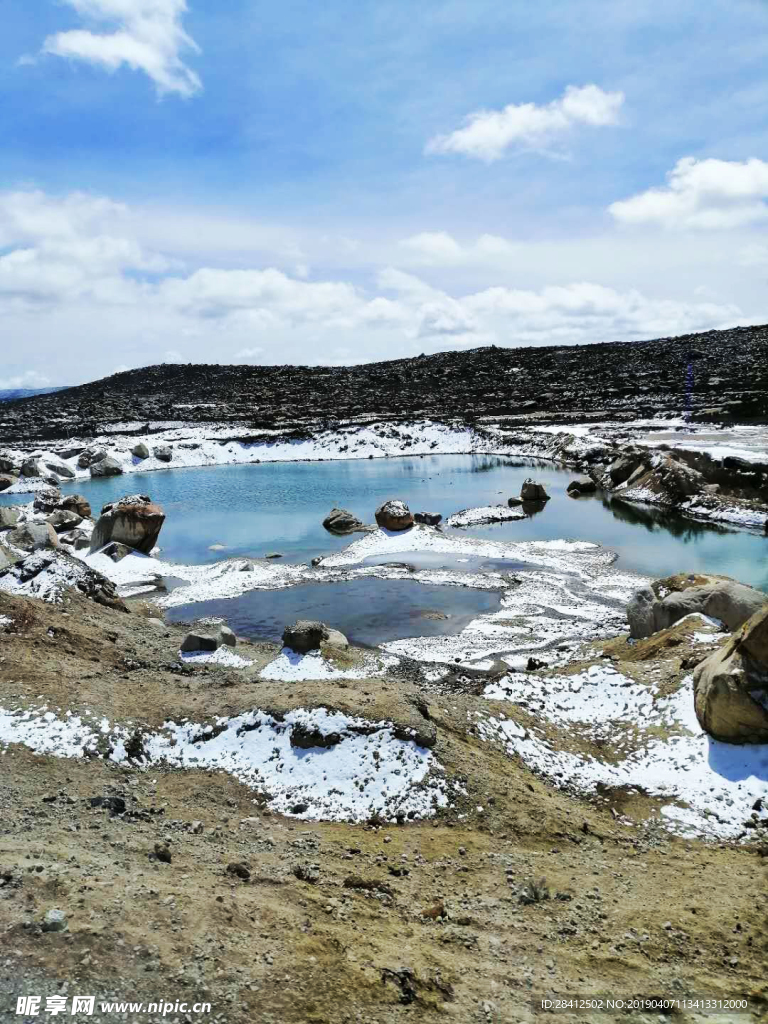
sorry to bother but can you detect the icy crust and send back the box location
[382,568,641,667]
[445,505,527,527]
[0,706,452,823]
[479,670,768,839]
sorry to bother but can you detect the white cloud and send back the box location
[425,84,624,162]
[399,231,517,267]
[0,189,750,384]
[41,0,201,98]
[609,157,768,230]
[0,370,51,390]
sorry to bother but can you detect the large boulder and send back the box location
[90,494,165,555]
[620,452,704,501]
[375,500,414,531]
[0,550,127,611]
[59,494,92,518]
[153,446,173,463]
[90,456,123,478]
[6,522,59,553]
[0,454,15,473]
[627,573,767,640]
[282,620,348,654]
[322,508,368,534]
[33,486,62,513]
[131,442,150,460]
[0,507,20,530]
[414,511,442,526]
[693,604,768,743]
[0,476,14,492]
[608,454,644,485]
[520,479,550,502]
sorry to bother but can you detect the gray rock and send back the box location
[153,445,173,463]
[218,625,237,647]
[414,512,443,526]
[0,476,14,492]
[627,574,767,639]
[0,454,15,474]
[567,478,597,495]
[520,479,550,502]
[46,510,83,533]
[375,500,414,531]
[282,620,331,654]
[6,522,59,552]
[131,442,150,459]
[89,456,123,478]
[42,909,68,933]
[322,507,367,534]
[0,507,20,530]
[20,458,42,477]
[180,632,219,653]
[43,459,75,480]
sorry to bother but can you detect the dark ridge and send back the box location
[1,324,767,443]
[0,386,70,403]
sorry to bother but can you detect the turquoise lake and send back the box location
[3,454,767,591]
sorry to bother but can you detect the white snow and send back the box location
[480,670,768,839]
[445,505,526,528]
[179,647,253,667]
[260,648,398,681]
[0,704,450,823]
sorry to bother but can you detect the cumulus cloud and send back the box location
[426,84,624,162]
[0,189,747,384]
[609,157,768,230]
[40,0,201,98]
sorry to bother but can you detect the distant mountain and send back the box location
[0,386,69,403]
[1,323,767,444]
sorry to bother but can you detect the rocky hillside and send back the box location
[2,324,767,443]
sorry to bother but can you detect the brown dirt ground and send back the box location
[1,589,767,1024]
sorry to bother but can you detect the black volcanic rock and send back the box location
[1,324,767,443]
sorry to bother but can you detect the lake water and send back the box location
[3,453,767,590]
[166,577,502,647]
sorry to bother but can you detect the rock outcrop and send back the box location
[567,478,597,496]
[375,500,414,531]
[627,573,767,639]
[413,512,442,526]
[0,550,127,611]
[693,603,768,743]
[90,494,165,555]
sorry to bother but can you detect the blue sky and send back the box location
[2,0,768,386]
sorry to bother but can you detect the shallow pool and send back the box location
[166,577,503,648]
